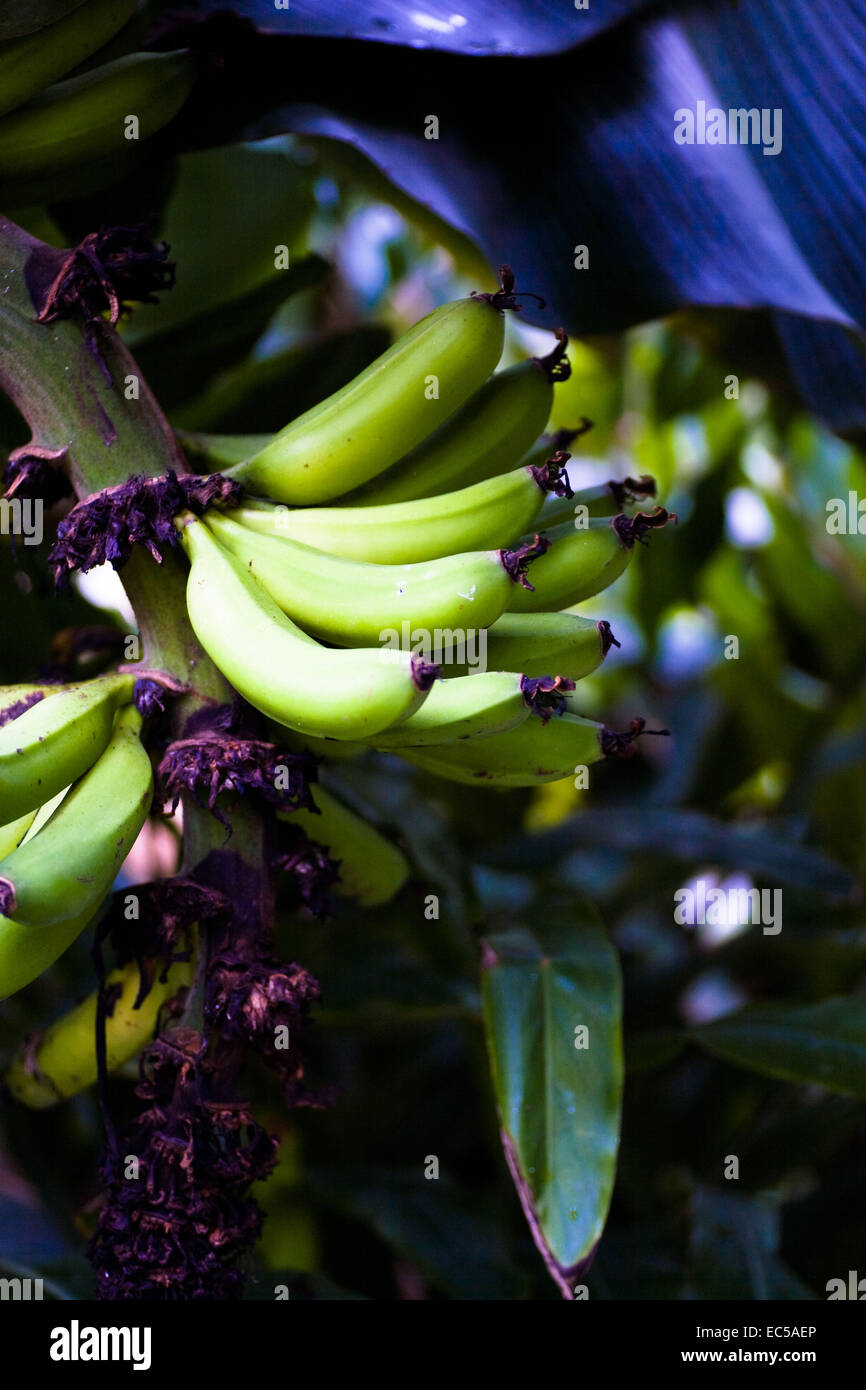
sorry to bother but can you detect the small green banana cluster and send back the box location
[176,282,671,788]
[6,948,194,1109]
[0,0,194,181]
[0,678,154,1001]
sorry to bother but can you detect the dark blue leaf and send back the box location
[171,0,654,57]
[194,0,866,431]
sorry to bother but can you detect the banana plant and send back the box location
[0,206,655,1299]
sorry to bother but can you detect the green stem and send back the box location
[0,213,271,1013]
[0,217,188,495]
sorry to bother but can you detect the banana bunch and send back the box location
[0,684,154,1001]
[0,0,194,180]
[176,285,671,788]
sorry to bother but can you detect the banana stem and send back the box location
[0,219,276,1285]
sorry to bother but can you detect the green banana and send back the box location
[65,0,157,78]
[399,710,610,787]
[508,508,674,613]
[0,901,97,1003]
[450,611,618,680]
[179,513,436,740]
[342,343,568,507]
[19,785,70,841]
[177,429,272,471]
[280,786,409,907]
[0,809,37,859]
[0,0,138,117]
[6,949,194,1108]
[0,768,88,1000]
[275,726,367,761]
[0,705,153,929]
[204,511,540,649]
[506,519,631,612]
[365,671,572,749]
[225,292,508,505]
[0,682,53,725]
[534,470,658,531]
[400,711,663,786]
[228,454,572,566]
[0,49,195,178]
[0,672,135,824]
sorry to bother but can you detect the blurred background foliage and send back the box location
[1,134,864,1300]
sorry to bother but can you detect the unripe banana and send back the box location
[505,519,630,612]
[204,511,535,649]
[367,671,574,749]
[177,429,271,471]
[399,711,609,787]
[535,471,657,531]
[65,0,157,77]
[0,705,153,929]
[0,682,53,725]
[449,611,618,680]
[19,785,69,841]
[224,294,506,505]
[0,809,37,860]
[6,949,194,1108]
[274,726,367,761]
[279,787,409,907]
[343,353,563,507]
[179,513,436,740]
[0,49,195,179]
[0,0,138,118]
[0,900,96,1003]
[508,509,674,613]
[229,455,571,566]
[402,711,665,786]
[0,672,135,824]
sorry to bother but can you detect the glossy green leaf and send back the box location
[131,254,328,411]
[481,909,623,1298]
[170,324,392,434]
[125,141,317,341]
[692,992,866,1096]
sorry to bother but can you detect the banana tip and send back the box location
[411,656,441,691]
[520,674,576,723]
[601,718,670,758]
[612,507,677,550]
[0,877,17,917]
[598,620,621,656]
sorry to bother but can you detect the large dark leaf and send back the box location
[159,0,865,432]
[131,256,328,411]
[306,1168,520,1299]
[481,909,623,1298]
[479,807,859,901]
[692,992,866,1097]
[161,0,655,56]
[687,1188,815,1300]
